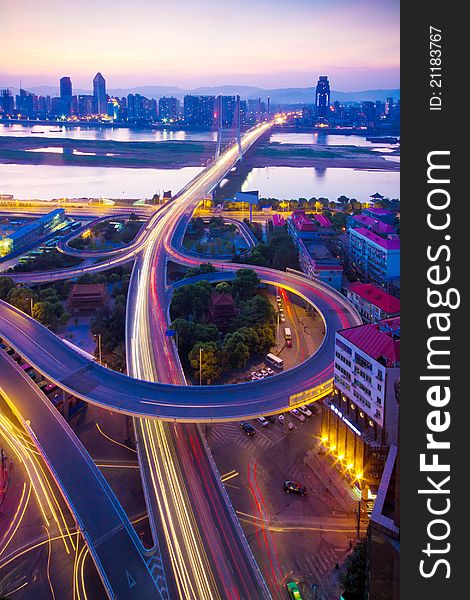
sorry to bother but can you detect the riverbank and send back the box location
[0,137,399,171]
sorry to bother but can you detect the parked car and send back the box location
[257,417,269,427]
[283,480,307,496]
[280,314,286,323]
[240,422,256,436]
[286,581,303,599]
[250,371,263,380]
[289,409,305,422]
[276,295,282,303]
[286,339,292,348]
[298,406,312,417]
[277,414,285,424]
[265,415,276,423]
[259,369,269,377]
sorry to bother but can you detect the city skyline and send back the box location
[0,0,400,91]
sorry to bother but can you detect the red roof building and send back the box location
[347,283,400,323]
[207,292,238,328]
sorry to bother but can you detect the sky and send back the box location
[0,0,399,91]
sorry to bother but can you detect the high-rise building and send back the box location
[158,96,179,122]
[59,76,73,116]
[315,75,330,119]
[78,95,94,116]
[218,95,236,127]
[321,317,400,492]
[93,72,107,114]
[183,95,215,127]
[0,89,14,115]
[16,89,36,118]
[60,76,72,98]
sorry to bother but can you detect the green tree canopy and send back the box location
[231,269,260,301]
[189,341,222,383]
[0,276,15,300]
[223,332,250,369]
[215,281,230,294]
[6,285,34,314]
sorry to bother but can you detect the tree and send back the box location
[331,212,347,231]
[171,318,194,357]
[32,300,67,330]
[231,269,260,301]
[0,276,15,300]
[189,342,222,383]
[170,280,212,321]
[339,540,367,598]
[191,216,206,233]
[223,332,250,369]
[215,281,230,294]
[6,286,34,314]
[192,323,219,344]
[337,195,350,205]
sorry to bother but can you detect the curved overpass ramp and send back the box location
[0,265,360,421]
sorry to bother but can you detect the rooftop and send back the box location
[272,214,286,227]
[69,283,106,297]
[314,214,332,227]
[290,210,317,232]
[365,207,396,217]
[349,283,400,314]
[351,227,400,251]
[350,214,395,234]
[339,317,400,366]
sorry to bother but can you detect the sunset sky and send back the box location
[0,0,399,91]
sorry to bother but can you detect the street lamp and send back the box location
[30,297,34,317]
[199,347,203,386]
[94,333,102,365]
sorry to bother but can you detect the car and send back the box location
[240,422,256,436]
[257,417,269,427]
[265,367,274,376]
[289,409,305,422]
[280,314,286,323]
[250,371,262,380]
[283,480,307,496]
[259,369,269,377]
[249,375,258,381]
[286,339,292,348]
[264,415,276,423]
[298,405,312,417]
[277,414,285,424]
[276,295,282,303]
[307,403,319,414]
[286,581,303,599]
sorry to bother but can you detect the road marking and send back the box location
[126,569,137,589]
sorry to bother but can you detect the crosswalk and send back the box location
[206,422,285,451]
[281,545,339,598]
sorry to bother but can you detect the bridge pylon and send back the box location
[215,94,243,162]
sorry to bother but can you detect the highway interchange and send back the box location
[0,121,361,599]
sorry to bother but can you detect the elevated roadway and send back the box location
[0,351,168,600]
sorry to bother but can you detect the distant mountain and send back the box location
[22,84,400,105]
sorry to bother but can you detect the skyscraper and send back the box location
[183,95,215,127]
[158,96,179,122]
[93,72,107,115]
[59,76,73,116]
[60,76,72,98]
[315,75,330,119]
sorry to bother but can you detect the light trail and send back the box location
[44,525,57,600]
[0,412,76,556]
[0,482,31,559]
[95,422,137,454]
[128,123,273,599]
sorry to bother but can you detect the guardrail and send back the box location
[288,379,334,407]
